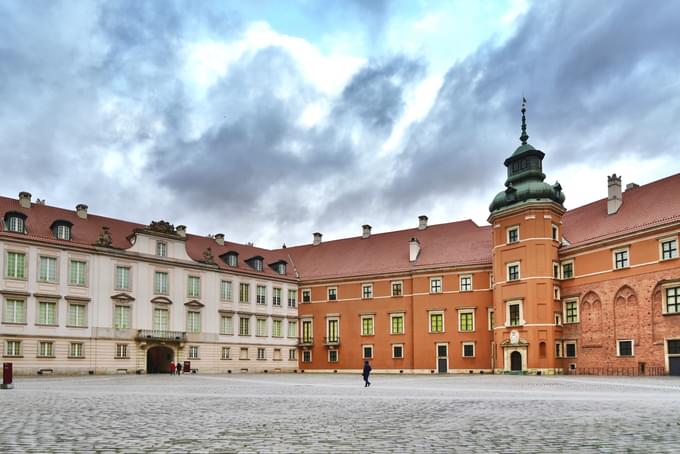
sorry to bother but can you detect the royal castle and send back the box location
[2,108,680,376]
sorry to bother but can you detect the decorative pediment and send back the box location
[93,226,114,247]
[147,220,176,235]
[200,247,216,265]
[150,296,173,305]
[500,339,529,347]
[111,293,135,302]
[184,299,204,308]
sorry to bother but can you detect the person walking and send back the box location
[169,361,176,375]
[176,362,183,375]
[362,360,372,387]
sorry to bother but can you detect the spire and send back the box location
[520,97,529,144]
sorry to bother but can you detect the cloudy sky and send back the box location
[2,0,679,248]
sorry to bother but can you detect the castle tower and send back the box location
[488,99,566,374]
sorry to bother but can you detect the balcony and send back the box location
[298,337,313,347]
[137,329,186,342]
[324,337,340,346]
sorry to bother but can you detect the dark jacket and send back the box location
[362,363,372,377]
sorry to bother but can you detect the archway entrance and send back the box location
[147,346,174,374]
[510,351,522,371]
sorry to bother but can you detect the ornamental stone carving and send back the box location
[147,220,176,235]
[93,226,113,247]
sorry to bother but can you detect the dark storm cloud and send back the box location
[382,0,680,210]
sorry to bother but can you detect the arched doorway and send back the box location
[510,351,522,371]
[147,346,174,374]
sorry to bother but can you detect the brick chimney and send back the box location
[214,233,225,246]
[313,232,322,246]
[76,204,88,219]
[626,182,639,191]
[418,215,428,230]
[18,192,32,208]
[176,225,187,237]
[607,174,622,215]
[362,224,372,239]
[409,237,421,262]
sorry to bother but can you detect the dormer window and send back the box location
[156,241,168,257]
[51,221,73,240]
[270,261,287,275]
[221,252,239,267]
[246,256,264,272]
[4,212,26,233]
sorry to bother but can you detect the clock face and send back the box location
[510,330,520,344]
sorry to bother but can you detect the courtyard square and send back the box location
[2,374,680,453]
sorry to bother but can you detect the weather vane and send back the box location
[520,97,529,145]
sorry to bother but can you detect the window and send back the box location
[326,319,339,342]
[302,289,311,303]
[38,341,54,357]
[251,259,264,272]
[239,283,250,303]
[226,253,238,267]
[429,312,444,333]
[154,271,169,294]
[507,262,520,281]
[327,287,337,301]
[69,342,84,358]
[613,248,629,269]
[302,350,312,363]
[553,262,560,279]
[257,348,265,360]
[430,277,442,293]
[187,276,201,298]
[617,340,634,357]
[274,263,286,275]
[666,287,680,314]
[156,241,167,257]
[38,301,57,325]
[565,341,577,358]
[459,310,474,332]
[555,313,562,326]
[661,238,678,260]
[460,275,472,292]
[288,290,297,308]
[69,260,87,286]
[551,224,559,241]
[362,345,373,359]
[507,226,519,244]
[488,309,495,331]
[186,311,201,333]
[189,346,199,359]
[113,305,130,329]
[554,286,561,300]
[392,344,404,359]
[273,288,282,306]
[115,266,131,290]
[5,340,21,357]
[256,285,267,305]
[6,251,25,279]
[288,320,298,338]
[328,350,338,363]
[302,320,313,343]
[240,348,249,360]
[115,344,128,358]
[390,314,404,334]
[288,349,296,361]
[239,317,250,336]
[220,315,233,335]
[221,347,231,360]
[361,316,374,336]
[153,308,169,331]
[391,281,403,296]
[272,319,282,337]
[462,342,475,358]
[256,318,267,337]
[362,284,373,299]
[561,261,574,279]
[4,298,25,324]
[5,214,25,233]
[564,299,579,323]
[55,224,71,240]
[555,342,562,358]
[507,301,522,326]
[39,256,58,282]
[68,303,87,327]
[220,281,233,301]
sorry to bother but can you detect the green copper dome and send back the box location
[489,99,566,214]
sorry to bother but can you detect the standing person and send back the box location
[169,361,176,375]
[176,362,182,375]
[362,360,372,387]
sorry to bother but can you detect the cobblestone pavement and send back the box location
[2,373,680,453]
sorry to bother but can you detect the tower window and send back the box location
[507,226,519,244]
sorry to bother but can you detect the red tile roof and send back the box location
[561,172,680,248]
[281,220,492,281]
[0,196,294,279]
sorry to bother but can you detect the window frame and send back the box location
[301,319,313,343]
[5,214,26,233]
[551,223,559,241]
[272,318,283,337]
[69,259,88,286]
[617,339,634,357]
[220,280,233,302]
[220,315,233,335]
[256,318,267,337]
[362,283,373,299]
[3,298,26,324]
[458,309,475,332]
[187,275,201,298]
[113,304,131,329]
[326,318,339,342]
[239,282,250,304]
[287,320,298,338]
[360,315,375,336]
[613,247,630,270]
[328,349,339,363]
[4,339,22,357]
[256,285,267,305]
[272,287,282,306]
[301,288,311,303]
[37,341,55,358]
[38,255,59,283]
[69,342,84,358]
[392,343,404,359]
[5,250,27,280]
[429,277,443,294]
[189,345,200,359]
[561,260,574,279]
[563,298,579,324]
[114,265,131,291]
[459,274,472,292]
[257,347,266,360]
[239,316,251,336]
[115,343,129,359]
[37,300,59,326]
[288,289,297,308]
[67,303,88,328]
[390,313,405,335]
[221,346,231,360]
[564,341,577,358]
[487,308,495,331]
[327,287,337,301]
[391,280,403,297]
[154,270,170,295]
[659,236,679,261]
[302,350,312,363]
[156,241,168,257]
[506,262,520,282]
[663,285,680,314]
[186,310,201,333]
[505,300,523,327]
[506,225,520,244]
[362,344,374,359]
[428,311,445,333]
[462,342,476,358]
